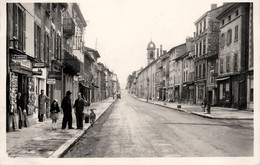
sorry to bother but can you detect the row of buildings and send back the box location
[127,3,253,111]
[6,3,120,132]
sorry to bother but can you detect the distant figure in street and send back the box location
[50,99,60,130]
[201,99,207,112]
[90,109,96,127]
[38,90,50,122]
[61,91,74,129]
[73,93,86,129]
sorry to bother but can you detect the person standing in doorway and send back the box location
[38,90,50,122]
[61,91,74,129]
[73,93,86,130]
[17,92,24,129]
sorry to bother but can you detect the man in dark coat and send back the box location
[61,91,74,129]
[73,93,86,129]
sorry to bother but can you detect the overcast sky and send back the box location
[79,0,233,88]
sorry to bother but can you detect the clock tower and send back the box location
[147,41,156,65]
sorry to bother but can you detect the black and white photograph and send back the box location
[0,0,259,165]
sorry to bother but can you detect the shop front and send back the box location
[8,53,35,131]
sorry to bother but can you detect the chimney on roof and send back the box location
[211,4,217,10]
[160,45,163,56]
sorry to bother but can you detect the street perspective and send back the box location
[3,1,257,164]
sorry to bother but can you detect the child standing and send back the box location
[50,99,60,130]
[89,109,96,127]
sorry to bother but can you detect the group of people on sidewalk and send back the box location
[13,89,96,131]
[41,90,96,130]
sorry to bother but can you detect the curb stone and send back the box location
[130,94,253,120]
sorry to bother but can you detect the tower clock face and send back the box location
[150,43,154,47]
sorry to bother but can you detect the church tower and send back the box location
[147,41,156,65]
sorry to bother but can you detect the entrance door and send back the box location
[18,74,28,112]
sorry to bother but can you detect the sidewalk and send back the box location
[6,97,116,158]
[131,94,253,120]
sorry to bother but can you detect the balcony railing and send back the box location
[63,50,80,73]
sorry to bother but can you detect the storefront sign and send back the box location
[33,62,45,68]
[48,71,62,80]
[47,79,56,84]
[12,59,32,69]
[11,54,27,60]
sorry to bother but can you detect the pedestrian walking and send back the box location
[73,93,86,129]
[61,91,74,129]
[38,89,50,122]
[90,109,96,127]
[50,99,60,130]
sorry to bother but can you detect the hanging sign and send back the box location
[47,79,56,84]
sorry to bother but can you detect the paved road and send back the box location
[64,90,253,157]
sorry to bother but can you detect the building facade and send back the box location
[216,3,250,109]
[194,3,232,105]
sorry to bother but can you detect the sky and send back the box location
[78,0,235,88]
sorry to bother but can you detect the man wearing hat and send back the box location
[61,91,74,129]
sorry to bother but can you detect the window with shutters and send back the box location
[234,53,238,71]
[34,23,41,61]
[227,29,232,46]
[202,63,206,77]
[220,58,223,74]
[235,25,238,41]
[226,56,230,72]
[220,33,225,49]
[199,64,201,78]
[44,32,49,65]
[13,4,26,51]
[199,41,202,56]
[203,39,206,54]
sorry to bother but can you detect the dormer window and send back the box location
[222,19,225,25]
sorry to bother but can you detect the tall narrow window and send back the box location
[200,22,202,34]
[199,64,201,78]
[199,41,202,56]
[235,25,239,41]
[203,63,206,77]
[44,32,49,65]
[13,4,25,51]
[234,53,238,71]
[220,33,225,49]
[203,39,206,54]
[203,18,206,31]
[227,29,232,46]
[226,56,230,72]
[220,58,223,74]
[34,23,41,61]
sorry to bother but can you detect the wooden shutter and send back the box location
[13,4,18,48]
[23,10,26,52]
[34,22,37,59]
